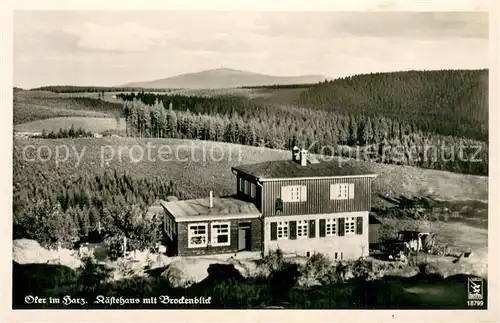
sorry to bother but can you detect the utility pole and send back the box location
[123,236,127,258]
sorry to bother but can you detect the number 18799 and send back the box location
[467,300,484,307]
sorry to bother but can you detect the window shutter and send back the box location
[289,221,297,240]
[300,185,307,202]
[308,220,316,238]
[319,219,326,237]
[348,183,355,199]
[270,222,277,241]
[338,218,345,236]
[331,184,339,200]
[281,186,289,202]
[356,216,363,235]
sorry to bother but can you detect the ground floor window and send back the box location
[326,218,336,236]
[297,220,308,238]
[188,223,208,248]
[211,222,230,246]
[345,217,356,235]
[277,221,288,239]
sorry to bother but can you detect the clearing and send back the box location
[13,137,488,203]
[14,117,126,133]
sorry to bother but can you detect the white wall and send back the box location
[263,211,369,260]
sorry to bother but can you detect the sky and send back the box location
[14,11,489,88]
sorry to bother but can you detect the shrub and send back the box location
[298,253,333,287]
[211,280,269,308]
[258,248,288,275]
[319,259,386,285]
[77,256,113,295]
[107,237,124,260]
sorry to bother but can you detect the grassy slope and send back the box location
[14,102,110,125]
[55,87,308,106]
[14,117,126,133]
[13,90,124,125]
[14,137,487,203]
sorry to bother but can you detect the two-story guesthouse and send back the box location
[159,147,377,259]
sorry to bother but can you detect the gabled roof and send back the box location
[232,159,377,181]
[160,197,260,222]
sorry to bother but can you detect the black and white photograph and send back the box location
[4,0,497,319]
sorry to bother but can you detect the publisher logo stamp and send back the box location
[468,277,483,300]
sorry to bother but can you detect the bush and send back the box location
[77,256,113,295]
[258,248,288,275]
[211,280,269,308]
[298,253,333,287]
[318,258,386,285]
[107,237,124,260]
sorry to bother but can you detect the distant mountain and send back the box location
[122,68,329,89]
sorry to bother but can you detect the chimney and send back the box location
[209,190,213,208]
[300,149,308,166]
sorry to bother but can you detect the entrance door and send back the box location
[238,222,252,251]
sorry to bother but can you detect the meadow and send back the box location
[14,89,123,125]
[14,117,126,133]
[14,137,488,204]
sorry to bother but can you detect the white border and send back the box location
[1,1,498,322]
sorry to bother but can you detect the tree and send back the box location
[362,117,374,145]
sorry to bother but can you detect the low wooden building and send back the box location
[160,195,262,256]
[158,147,378,259]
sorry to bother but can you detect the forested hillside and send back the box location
[13,153,185,249]
[118,83,487,175]
[297,69,488,141]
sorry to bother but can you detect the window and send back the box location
[211,222,230,247]
[326,218,337,236]
[166,217,174,238]
[238,178,244,192]
[330,183,354,200]
[188,223,208,248]
[345,217,356,235]
[250,183,256,198]
[297,220,308,238]
[282,185,307,202]
[290,186,301,201]
[244,181,250,195]
[277,221,288,239]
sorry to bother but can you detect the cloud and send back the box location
[13,11,489,88]
[253,12,488,40]
[65,22,169,52]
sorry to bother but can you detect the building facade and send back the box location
[160,147,377,259]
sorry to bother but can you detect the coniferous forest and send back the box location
[118,70,488,176]
[13,157,185,249]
